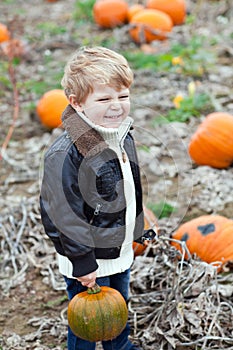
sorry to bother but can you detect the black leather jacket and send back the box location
[40,106,144,277]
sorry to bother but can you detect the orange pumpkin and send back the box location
[129,9,173,43]
[67,283,128,341]
[171,215,233,268]
[133,205,159,257]
[127,4,144,22]
[146,0,186,25]
[188,112,233,169]
[93,0,129,28]
[36,89,69,129]
[0,23,10,43]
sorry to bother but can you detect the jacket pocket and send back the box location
[96,164,117,197]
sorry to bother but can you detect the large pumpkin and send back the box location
[36,89,69,129]
[171,215,233,267]
[93,0,129,28]
[188,112,233,169]
[67,284,128,342]
[129,9,173,43]
[146,0,186,25]
[133,205,159,257]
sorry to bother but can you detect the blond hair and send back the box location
[61,46,133,103]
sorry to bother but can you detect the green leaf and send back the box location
[147,202,176,219]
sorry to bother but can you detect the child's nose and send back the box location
[110,100,121,109]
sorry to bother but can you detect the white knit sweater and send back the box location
[57,112,136,278]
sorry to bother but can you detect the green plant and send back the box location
[147,202,176,219]
[36,22,67,36]
[162,93,212,123]
[43,295,68,308]
[73,0,95,22]
[2,0,16,3]
[0,61,11,91]
[123,35,216,76]
[19,57,65,100]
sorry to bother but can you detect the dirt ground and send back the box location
[0,0,233,349]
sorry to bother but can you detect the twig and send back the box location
[0,43,20,161]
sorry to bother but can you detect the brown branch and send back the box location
[0,37,21,162]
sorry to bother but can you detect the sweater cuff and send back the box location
[69,250,98,278]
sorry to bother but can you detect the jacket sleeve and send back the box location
[40,147,98,277]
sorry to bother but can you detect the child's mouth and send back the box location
[105,114,121,119]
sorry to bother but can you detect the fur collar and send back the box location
[62,105,108,158]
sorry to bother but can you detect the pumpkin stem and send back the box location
[87,283,101,294]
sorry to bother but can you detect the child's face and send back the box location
[71,83,130,128]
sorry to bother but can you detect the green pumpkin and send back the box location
[67,283,128,342]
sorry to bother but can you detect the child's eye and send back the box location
[119,95,129,99]
[98,98,110,102]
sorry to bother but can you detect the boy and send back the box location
[40,46,154,350]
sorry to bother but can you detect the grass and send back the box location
[123,35,216,77]
[163,93,212,123]
[36,22,67,36]
[42,295,68,308]
[73,0,95,22]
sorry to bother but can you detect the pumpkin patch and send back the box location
[171,215,233,268]
[188,112,233,169]
[67,283,128,342]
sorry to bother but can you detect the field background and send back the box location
[0,1,233,349]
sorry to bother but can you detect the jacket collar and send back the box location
[62,104,108,158]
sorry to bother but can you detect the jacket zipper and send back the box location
[89,203,101,225]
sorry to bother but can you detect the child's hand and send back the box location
[77,271,97,288]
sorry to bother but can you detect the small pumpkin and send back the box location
[133,205,159,257]
[67,283,128,342]
[93,0,129,28]
[188,112,233,169]
[0,23,10,43]
[171,215,233,268]
[36,89,69,129]
[129,9,173,43]
[146,0,186,25]
[133,241,147,256]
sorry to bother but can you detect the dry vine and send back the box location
[1,199,233,349]
[129,235,233,350]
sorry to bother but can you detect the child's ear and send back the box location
[69,94,83,111]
